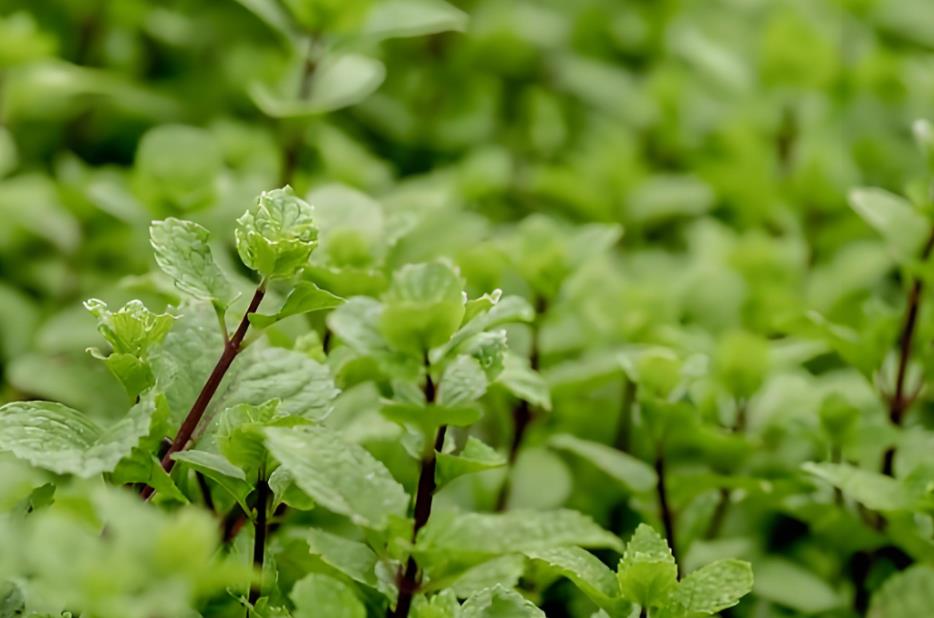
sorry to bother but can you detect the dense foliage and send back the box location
[1,0,933,616]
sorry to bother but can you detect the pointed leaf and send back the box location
[661,559,753,617]
[150,218,236,306]
[362,0,468,40]
[848,188,928,263]
[617,524,677,609]
[250,281,344,328]
[550,434,656,493]
[460,585,544,618]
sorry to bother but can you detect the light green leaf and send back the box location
[660,559,753,617]
[0,394,160,477]
[848,188,929,263]
[291,573,365,618]
[617,524,677,609]
[803,462,913,512]
[150,218,237,306]
[235,186,318,280]
[251,55,386,117]
[265,424,408,529]
[249,281,344,328]
[362,0,468,40]
[496,353,551,411]
[382,401,482,432]
[134,125,222,213]
[446,555,526,598]
[549,434,656,493]
[868,565,934,618]
[84,298,175,356]
[381,262,466,353]
[436,436,506,486]
[170,449,251,511]
[418,510,624,558]
[433,296,534,363]
[307,528,382,591]
[460,585,544,618]
[525,547,624,611]
[216,400,281,477]
[438,355,488,406]
[412,590,460,618]
[753,559,841,614]
[327,297,391,356]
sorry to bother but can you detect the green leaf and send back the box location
[361,0,469,40]
[418,510,624,558]
[753,559,841,614]
[291,573,366,618]
[617,524,677,609]
[250,55,386,117]
[445,555,526,598]
[549,434,656,493]
[249,281,344,328]
[216,400,281,477]
[134,124,222,213]
[460,585,544,618]
[848,188,929,264]
[235,186,319,279]
[150,218,237,306]
[268,466,316,510]
[438,355,488,406]
[436,436,506,486]
[382,401,482,432]
[171,449,251,510]
[412,590,460,618]
[307,528,382,592]
[803,462,913,512]
[868,565,934,618]
[0,394,161,477]
[660,559,753,617]
[433,296,534,363]
[525,547,624,612]
[328,296,392,357]
[111,448,187,503]
[265,424,408,529]
[496,353,551,411]
[381,262,466,353]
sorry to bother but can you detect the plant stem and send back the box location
[614,377,637,453]
[706,399,746,539]
[391,361,442,618]
[195,472,215,513]
[639,607,648,618]
[140,284,266,500]
[654,451,679,574]
[495,296,545,511]
[881,225,934,475]
[279,43,318,187]
[248,472,270,611]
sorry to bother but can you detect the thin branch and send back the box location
[391,360,442,618]
[248,472,270,611]
[881,225,934,475]
[655,451,679,574]
[140,284,266,500]
[279,45,318,187]
[614,377,637,453]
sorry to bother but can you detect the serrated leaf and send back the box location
[265,424,408,529]
[291,573,365,618]
[381,262,466,354]
[803,462,913,512]
[412,589,460,618]
[84,298,175,356]
[436,436,506,486]
[362,0,468,40]
[433,296,534,363]
[460,585,544,618]
[868,565,934,618]
[418,510,624,558]
[525,547,624,612]
[496,353,551,411]
[617,524,677,609]
[550,434,656,493]
[150,218,236,306]
[446,555,526,598]
[235,186,318,280]
[250,281,344,328]
[848,188,929,264]
[438,355,488,406]
[328,296,392,356]
[251,55,386,117]
[660,559,753,617]
[0,394,160,477]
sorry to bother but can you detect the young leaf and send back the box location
[438,355,489,406]
[380,262,466,353]
[249,281,344,328]
[0,394,161,478]
[265,424,408,530]
[149,218,237,307]
[84,299,175,356]
[659,559,753,617]
[460,585,544,618]
[496,353,551,411]
[616,524,677,609]
[418,510,624,558]
[524,546,625,612]
[361,0,468,41]
[235,186,318,280]
[549,434,656,493]
[170,449,252,510]
[291,573,366,618]
[848,188,929,263]
[436,436,506,486]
